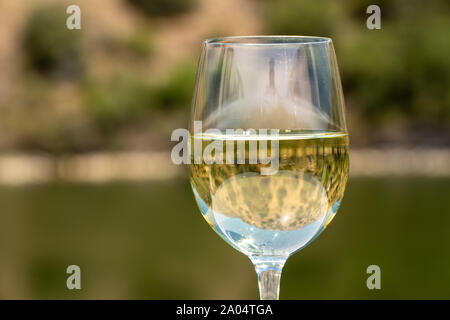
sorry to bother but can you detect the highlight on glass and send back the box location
[188,36,349,300]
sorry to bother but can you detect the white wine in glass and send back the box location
[188,36,349,300]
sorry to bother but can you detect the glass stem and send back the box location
[252,257,287,300]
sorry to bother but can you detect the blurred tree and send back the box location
[263,0,341,36]
[125,0,195,17]
[84,75,154,134]
[152,62,197,111]
[262,0,450,128]
[127,28,154,59]
[23,5,83,79]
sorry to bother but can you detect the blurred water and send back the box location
[0,177,449,299]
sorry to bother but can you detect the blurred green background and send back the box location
[0,0,449,299]
[1,177,450,299]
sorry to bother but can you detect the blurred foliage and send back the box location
[263,0,341,36]
[23,5,83,79]
[127,29,154,58]
[152,62,197,111]
[125,0,195,17]
[2,0,449,153]
[84,62,195,135]
[84,75,154,133]
[103,27,154,60]
[263,0,450,127]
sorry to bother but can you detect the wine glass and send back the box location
[188,36,349,300]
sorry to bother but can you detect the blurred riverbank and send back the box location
[0,148,448,185]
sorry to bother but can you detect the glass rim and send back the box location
[203,35,332,46]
